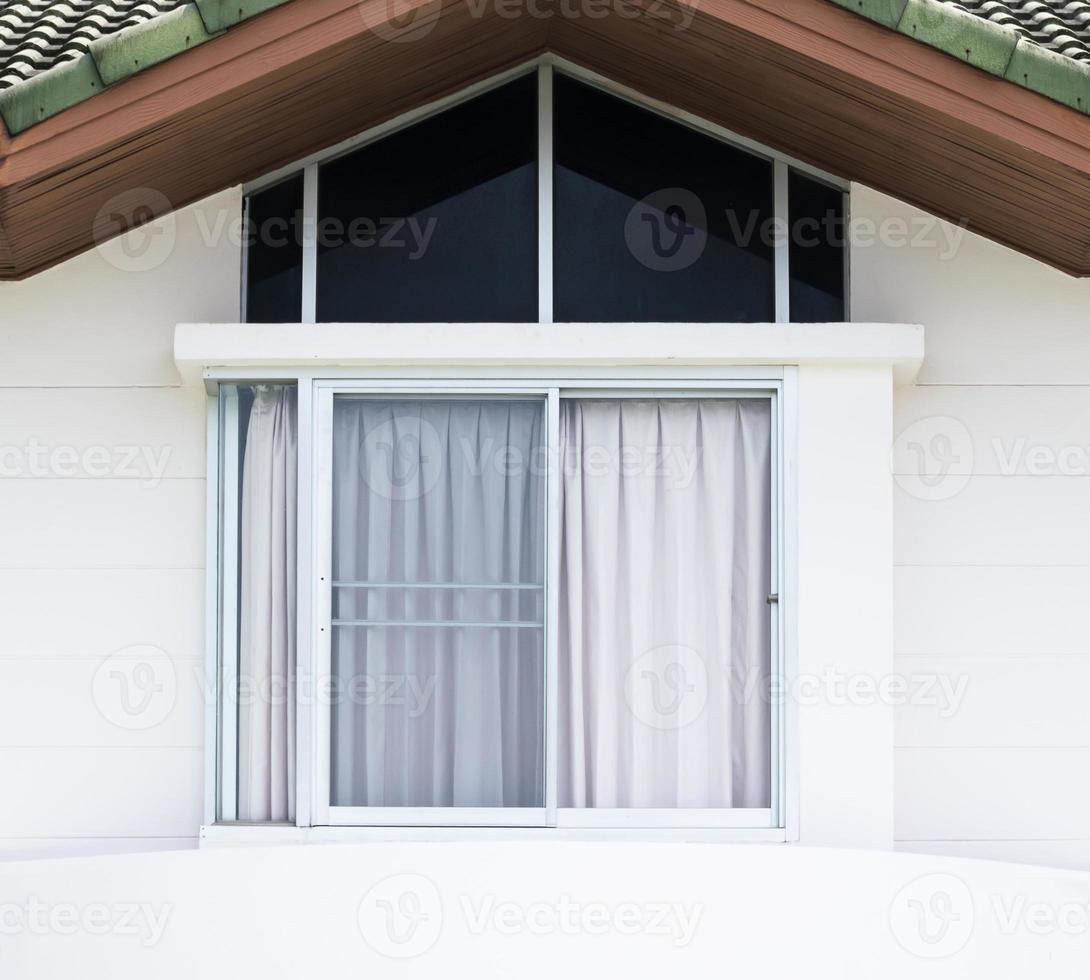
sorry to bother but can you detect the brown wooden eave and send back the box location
[2,0,1090,279]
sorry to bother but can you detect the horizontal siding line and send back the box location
[894,475,1090,480]
[0,569,204,574]
[0,836,198,841]
[895,563,1090,569]
[893,473,1090,479]
[902,383,1090,389]
[0,387,191,392]
[896,837,1090,843]
[897,744,1090,750]
[0,746,204,751]
[896,745,1090,752]
[0,566,205,571]
[0,477,204,483]
[0,745,203,751]
[896,563,1090,567]
[894,653,1090,660]
[0,654,204,661]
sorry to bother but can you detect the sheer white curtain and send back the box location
[238,386,297,822]
[330,398,545,808]
[559,398,771,809]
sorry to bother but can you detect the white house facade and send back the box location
[2,0,1090,973]
[3,63,1089,862]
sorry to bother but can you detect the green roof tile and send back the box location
[5,0,1090,136]
[897,0,1019,75]
[826,0,908,31]
[827,0,1090,117]
[1005,38,1090,113]
[194,0,293,34]
[0,53,105,135]
[88,4,219,87]
[0,0,291,136]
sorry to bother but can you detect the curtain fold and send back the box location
[238,386,298,823]
[559,398,771,809]
[329,398,545,808]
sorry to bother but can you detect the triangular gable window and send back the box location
[244,63,846,324]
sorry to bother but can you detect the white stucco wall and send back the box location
[851,184,1090,871]
[0,188,242,859]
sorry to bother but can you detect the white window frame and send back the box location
[312,383,556,830]
[240,54,849,326]
[209,371,789,836]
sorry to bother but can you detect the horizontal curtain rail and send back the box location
[333,582,544,590]
[332,619,545,629]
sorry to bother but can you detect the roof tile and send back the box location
[3,0,1090,133]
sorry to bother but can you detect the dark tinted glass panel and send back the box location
[244,175,304,322]
[317,75,537,322]
[553,75,774,322]
[788,171,846,322]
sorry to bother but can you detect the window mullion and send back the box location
[545,387,561,825]
[538,64,554,326]
[773,158,790,323]
[310,384,334,827]
[218,388,241,822]
[302,163,319,324]
[294,374,316,828]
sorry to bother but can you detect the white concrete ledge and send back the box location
[174,322,925,384]
[2,842,1089,976]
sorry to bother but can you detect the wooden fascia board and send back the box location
[2,0,1090,276]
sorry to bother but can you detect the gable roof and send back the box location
[2,0,1090,132]
[4,0,1090,280]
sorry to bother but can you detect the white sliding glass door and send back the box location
[316,391,550,826]
[305,382,780,830]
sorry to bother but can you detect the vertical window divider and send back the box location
[302,163,319,324]
[239,196,250,323]
[538,64,554,325]
[311,383,334,827]
[545,387,561,825]
[218,388,240,822]
[773,159,790,323]
[295,373,316,828]
[204,394,222,827]
[768,384,782,827]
